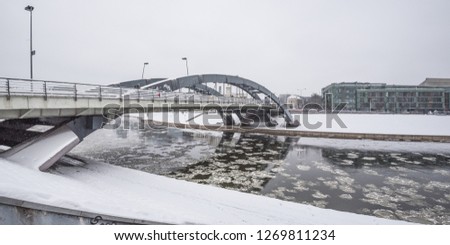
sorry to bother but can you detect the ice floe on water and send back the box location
[433,169,450,177]
[323,180,339,189]
[339,185,356,194]
[335,176,355,185]
[424,181,450,191]
[312,191,329,199]
[312,200,328,209]
[293,180,309,192]
[362,157,376,161]
[385,176,420,188]
[347,153,359,159]
[362,168,380,176]
[394,209,446,225]
[445,194,450,201]
[339,159,354,166]
[314,163,336,174]
[296,165,311,171]
[339,194,353,200]
[334,169,349,176]
[422,157,436,161]
[373,209,397,220]
[362,192,398,209]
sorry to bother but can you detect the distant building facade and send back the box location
[279,93,323,110]
[278,94,291,105]
[286,95,302,109]
[322,78,450,113]
[419,78,450,87]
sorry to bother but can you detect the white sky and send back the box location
[1,0,449,95]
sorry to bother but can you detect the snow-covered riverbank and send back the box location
[0,157,409,225]
[141,112,450,136]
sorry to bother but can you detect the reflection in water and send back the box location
[168,132,295,193]
[71,122,450,224]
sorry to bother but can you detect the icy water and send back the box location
[71,125,450,224]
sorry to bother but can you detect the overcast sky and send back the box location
[1,0,449,95]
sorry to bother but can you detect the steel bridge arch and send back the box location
[141,74,296,124]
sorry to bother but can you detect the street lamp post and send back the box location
[182,57,190,92]
[141,62,148,79]
[25,5,35,80]
[181,57,189,76]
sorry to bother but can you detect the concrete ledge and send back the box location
[0,196,168,225]
[147,121,450,143]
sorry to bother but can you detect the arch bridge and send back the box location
[0,75,298,172]
[140,74,298,127]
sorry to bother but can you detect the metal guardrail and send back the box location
[0,77,261,105]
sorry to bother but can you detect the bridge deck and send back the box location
[0,77,270,119]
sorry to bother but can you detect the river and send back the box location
[69,121,450,224]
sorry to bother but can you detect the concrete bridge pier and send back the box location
[236,109,278,127]
[0,116,106,171]
[217,109,235,126]
[234,110,254,126]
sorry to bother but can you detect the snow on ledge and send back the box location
[0,157,409,225]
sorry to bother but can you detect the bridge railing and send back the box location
[0,77,262,105]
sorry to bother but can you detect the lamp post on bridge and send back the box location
[141,62,149,79]
[181,57,189,76]
[182,57,190,92]
[25,5,35,80]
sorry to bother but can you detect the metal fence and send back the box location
[0,77,260,105]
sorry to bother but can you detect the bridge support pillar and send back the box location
[217,110,235,126]
[237,109,278,127]
[285,118,300,127]
[2,125,80,171]
[0,116,107,171]
[235,110,253,126]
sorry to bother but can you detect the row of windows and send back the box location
[359,103,444,109]
[359,98,443,102]
[358,92,444,97]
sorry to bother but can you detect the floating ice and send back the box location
[335,176,355,185]
[362,169,380,176]
[339,194,353,200]
[293,180,309,192]
[334,169,349,176]
[347,153,359,159]
[312,200,328,208]
[312,191,328,199]
[362,192,398,209]
[339,185,356,193]
[432,169,450,177]
[296,165,311,171]
[385,176,420,188]
[362,157,376,161]
[392,156,413,164]
[422,157,436,161]
[424,181,450,191]
[315,164,335,174]
[323,180,339,189]
[340,159,354,166]
[445,194,450,201]
[272,187,288,199]
[373,209,397,220]
[394,210,436,225]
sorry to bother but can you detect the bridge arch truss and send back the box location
[141,74,297,125]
